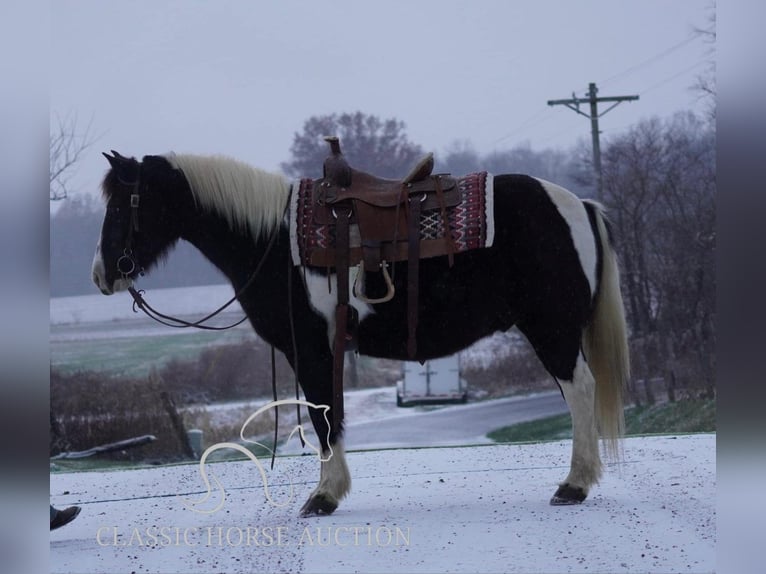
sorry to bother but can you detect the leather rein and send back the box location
[115,172,304,460]
[117,176,281,331]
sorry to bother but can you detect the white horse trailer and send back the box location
[396,354,468,406]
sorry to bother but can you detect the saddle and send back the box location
[311,137,459,273]
[307,137,460,431]
[312,136,458,346]
[293,138,493,432]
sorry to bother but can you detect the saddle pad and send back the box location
[289,172,495,268]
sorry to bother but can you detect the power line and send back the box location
[536,125,589,147]
[641,58,709,96]
[491,106,553,146]
[494,33,705,155]
[600,32,701,88]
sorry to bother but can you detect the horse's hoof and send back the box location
[299,494,338,517]
[550,483,587,505]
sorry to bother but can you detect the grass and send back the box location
[50,441,276,473]
[50,329,252,378]
[487,412,574,443]
[623,398,716,434]
[487,398,716,443]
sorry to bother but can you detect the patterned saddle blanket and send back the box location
[289,171,495,270]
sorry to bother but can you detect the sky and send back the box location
[50,0,714,204]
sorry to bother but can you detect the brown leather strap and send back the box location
[332,304,347,435]
[407,195,422,359]
[331,205,351,435]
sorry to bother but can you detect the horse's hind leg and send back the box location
[518,321,601,504]
[551,352,602,505]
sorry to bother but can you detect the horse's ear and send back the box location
[102,151,119,169]
[102,151,139,184]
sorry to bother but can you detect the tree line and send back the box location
[600,112,715,402]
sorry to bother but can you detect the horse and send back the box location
[92,150,630,515]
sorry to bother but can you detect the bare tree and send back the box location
[49,113,96,200]
[601,112,715,401]
[693,7,716,120]
[440,139,590,197]
[281,111,424,179]
[439,139,482,175]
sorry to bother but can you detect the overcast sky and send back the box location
[51,1,714,202]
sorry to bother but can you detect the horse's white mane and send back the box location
[164,152,290,238]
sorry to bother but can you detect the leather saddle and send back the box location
[305,136,461,434]
[307,136,459,364]
[311,137,459,274]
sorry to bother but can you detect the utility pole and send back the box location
[547,82,638,201]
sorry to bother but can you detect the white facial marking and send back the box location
[91,239,111,295]
[112,277,133,293]
[91,238,132,295]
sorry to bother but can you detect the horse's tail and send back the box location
[583,201,630,461]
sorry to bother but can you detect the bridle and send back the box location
[115,180,143,280]
[113,168,281,331]
[108,160,305,458]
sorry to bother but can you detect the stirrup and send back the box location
[352,261,395,304]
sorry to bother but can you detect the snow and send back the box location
[202,386,407,428]
[50,287,716,572]
[195,388,568,457]
[50,434,715,573]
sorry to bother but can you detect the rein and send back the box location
[114,173,305,459]
[128,287,251,330]
[121,173,282,331]
[126,224,279,331]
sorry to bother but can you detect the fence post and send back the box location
[160,391,195,459]
[187,429,203,459]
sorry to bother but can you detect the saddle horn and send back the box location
[322,136,352,188]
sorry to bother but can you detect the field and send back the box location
[50,286,714,468]
[50,329,255,377]
[487,397,716,443]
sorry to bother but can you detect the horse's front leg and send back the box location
[295,351,351,516]
[299,436,350,516]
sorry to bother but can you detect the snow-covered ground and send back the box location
[50,287,716,572]
[50,434,715,573]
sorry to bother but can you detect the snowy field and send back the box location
[50,434,715,574]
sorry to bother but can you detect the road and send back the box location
[344,391,568,450]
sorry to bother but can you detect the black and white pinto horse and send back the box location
[92,151,630,515]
